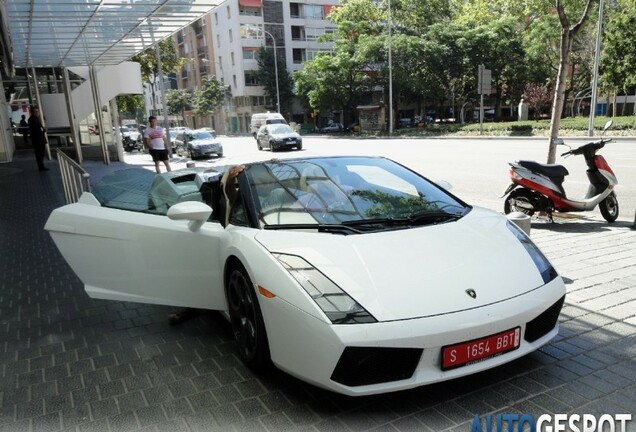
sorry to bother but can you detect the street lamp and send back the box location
[248,26,280,114]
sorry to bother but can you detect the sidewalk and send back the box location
[0,150,634,432]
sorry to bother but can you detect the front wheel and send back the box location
[599,192,619,222]
[227,265,270,370]
[504,188,537,216]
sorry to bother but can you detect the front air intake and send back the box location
[524,295,565,343]
[331,347,423,387]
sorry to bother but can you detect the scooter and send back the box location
[503,120,618,222]
[123,135,144,153]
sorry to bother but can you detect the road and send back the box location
[128,135,636,223]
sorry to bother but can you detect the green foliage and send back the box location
[601,0,636,95]
[193,76,225,116]
[165,89,192,127]
[130,39,186,83]
[116,95,145,120]
[255,46,294,114]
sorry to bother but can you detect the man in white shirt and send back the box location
[143,116,172,174]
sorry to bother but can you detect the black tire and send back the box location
[227,264,270,370]
[257,140,262,151]
[599,192,619,222]
[504,188,536,216]
[297,143,302,151]
[270,141,277,152]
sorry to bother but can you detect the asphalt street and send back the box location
[0,135,634,432]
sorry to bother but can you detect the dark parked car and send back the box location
[256,124,302,151]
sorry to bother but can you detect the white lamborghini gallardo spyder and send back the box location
[45,156,565,396]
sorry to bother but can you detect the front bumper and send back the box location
[261,277,565,396]
[190,145,222,156]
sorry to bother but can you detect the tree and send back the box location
[130,39,185,83]
[547,0,596,164]
[129,39,187,119]
[601,0,636,115]
[116,95,145,123]
[193,76,225,117]
[165,89,193,128]
[524,83,554,118]
[255,47,294,114]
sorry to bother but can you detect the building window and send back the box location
[227,5,231,19]
[244,71,260,86]
[229,29,233,43]
[214,12,218,25]
[231,52,235,66]
[290,2,300,18]
[304,5,323,19]
[291,26,305,41]
[292,48,306,64]
[233,75,237,88]
[239,6,261,16]
[217,34,220,48]
[240,23,263,39]
[242,48,258,60]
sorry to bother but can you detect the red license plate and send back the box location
[442,327,521,371]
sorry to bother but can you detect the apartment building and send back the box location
[174,0,337,135]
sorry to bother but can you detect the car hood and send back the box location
[189,139,221,147]
[270,132,300,140]
[254,208,547,321]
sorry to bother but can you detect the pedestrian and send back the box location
[19,114,29,144]
[143,116,172,174]
[28,107,48,171]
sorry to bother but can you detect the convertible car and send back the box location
[45,156,565,396]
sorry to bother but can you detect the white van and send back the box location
[250,112,287,138]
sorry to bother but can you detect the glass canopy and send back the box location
[5,0,220,68]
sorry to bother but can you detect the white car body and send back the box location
[120,126,142,142]
[45,157,565,396]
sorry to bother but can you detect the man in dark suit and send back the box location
[28,106,48,171]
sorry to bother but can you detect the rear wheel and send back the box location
[504,188,537,216]
[227,265,270,370]
[599,192,619,222]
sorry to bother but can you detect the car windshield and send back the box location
[190,131,214,140]
[246,157,468,230]
[269,125,293,134]
[120,126,130,133]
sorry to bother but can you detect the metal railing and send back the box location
[56,149,91,204]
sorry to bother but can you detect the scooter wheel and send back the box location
[599,192,619,222]
[504,189,536,216]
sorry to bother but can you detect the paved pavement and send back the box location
[0,149,634,432]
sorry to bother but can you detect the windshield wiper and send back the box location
[407,210,464,225]
[263,223,363,234]
[340,211,465,228]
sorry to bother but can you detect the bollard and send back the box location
[507,212,531,236]
[186,161,195,168]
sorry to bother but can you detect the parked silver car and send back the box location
[174,129,223,159]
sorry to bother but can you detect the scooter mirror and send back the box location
[554,137,564,145]
[603,119,613,133]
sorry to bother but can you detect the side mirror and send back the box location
[436,180,453,191]
[603,119,613,133]
[167,201,212,232]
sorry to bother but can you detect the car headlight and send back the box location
[273,253,377,324]
[506,221,558,284]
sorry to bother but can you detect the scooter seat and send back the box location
[518,160,569,178]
